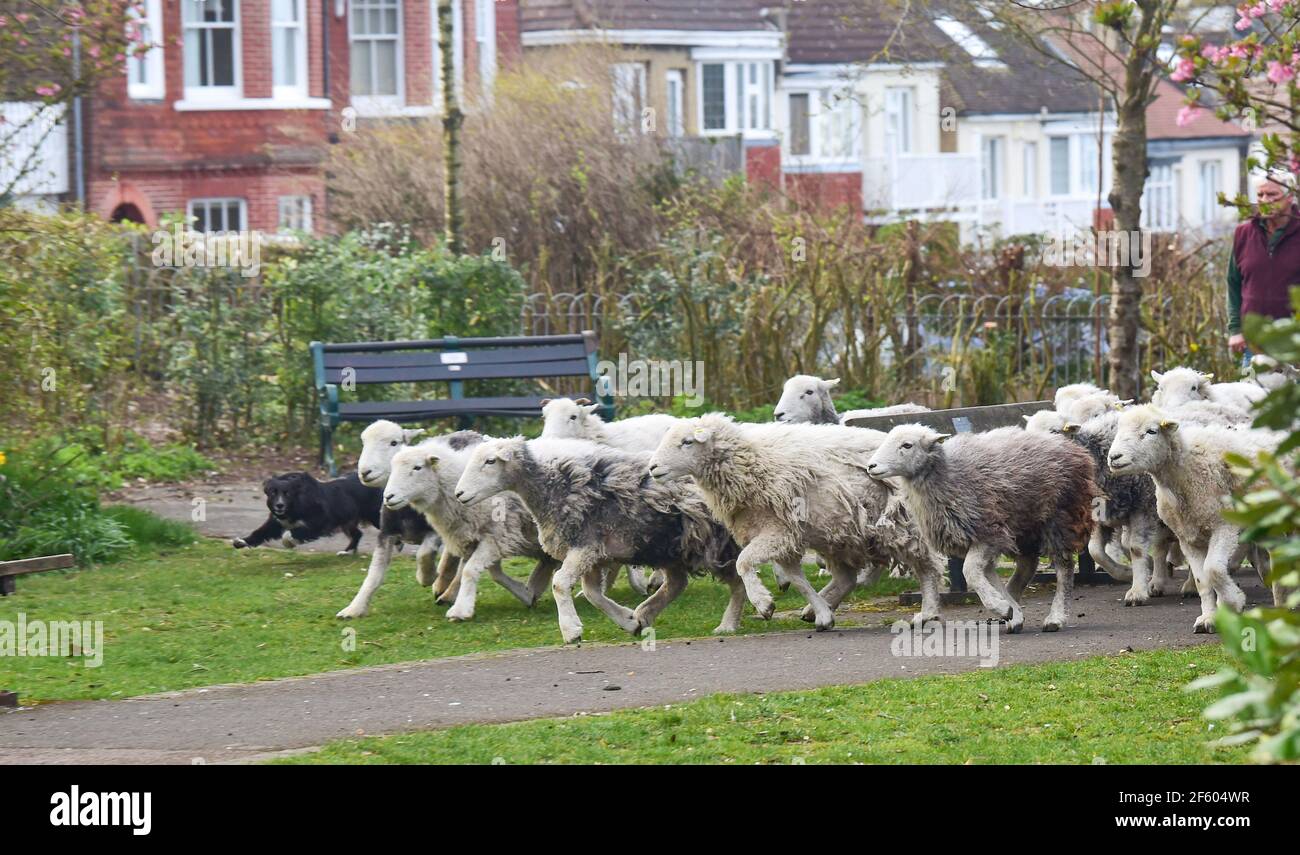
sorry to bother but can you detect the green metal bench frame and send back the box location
[311,331,613,476]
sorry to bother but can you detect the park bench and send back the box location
[0,553,75,597]
[843,401,1111,604]
[311,331,613,476]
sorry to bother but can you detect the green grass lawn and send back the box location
[0,537,911,702]
[276,647,1245,765]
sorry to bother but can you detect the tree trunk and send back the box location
[1105,76,1150,400]
[438,0,464,255]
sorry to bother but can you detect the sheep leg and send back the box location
[631,567,688,635]
[800,559,858,625]
[1087,527,1130,582]
[713,568,748,634]
[414,534,439,587]
[910,553,945,627]
[1205,527,1248,614]
[1182,544,1219,634]
[336,534,395,619]
[1123,518,1158,606]
[1146,524,1176,597]
[1007,553,1038,600]
[784,564,835,631]
[600,565,621,593]
[445,544,500,622]
[733,535,784,620]
[1252,547,1283,607]
[524,556,558,607]
[431,548,460,599]
[772,563,792,593]
[579,565,640,635]
[1043,553,1074,632]
[626,566,651,597]
[551,550,596,643]
[488,560,537,607]
[963,544,1023,633]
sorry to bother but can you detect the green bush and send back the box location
[1189,292,1300,762]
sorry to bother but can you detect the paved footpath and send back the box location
[0,574,1267,764]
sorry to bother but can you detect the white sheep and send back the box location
[1107,405,1282,632]
[1151,367,1266,415]
[1061,390,1124,424]
[455,437,744,643]
[539,397,677,452]
[867,425,1099,633]
[1247,354,1299,392]
[648,415,947,630]
[773,375,928,425]
[1053,382,1104,412]
[382,440,557,622]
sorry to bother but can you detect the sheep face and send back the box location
[358,420,426,487]
[866,424,949,480]
[647,421,714,481]
[1151,367,1212,409]
[455,440,520,505]
[1053,382,1102,411]
[1063,391,1124,424]
[1024,409,1069,435]
[383,446,445,510]
[773,374,840,423]
[539,397,600,441]
[1107,406,1178,474]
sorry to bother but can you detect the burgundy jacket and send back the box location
[1228,209,1300,333]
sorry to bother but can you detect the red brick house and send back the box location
[88,0,508,234]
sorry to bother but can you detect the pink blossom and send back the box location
[1176,105,1205,127]
[1171,58,1196,82]
[1267,60,1294,83]
[34,83,62,98]
[1237,15,1253,29]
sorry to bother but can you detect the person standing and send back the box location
[1227,178,1300,359]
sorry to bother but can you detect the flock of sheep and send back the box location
[330,355,1295,643]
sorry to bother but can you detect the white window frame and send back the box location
[696,58,775,137]
[784,86,860,165]
[612,62,647,134]
[884,86,914,155]
[1199,159,1222,224]
[351,0,404,113]
[127,0,165,100]
[182,0,242,102]
[187,197,247,233]
[272,0,308,100]
[665,69,685,137]
[475,0,495,93]
[277,195,313,233]
[1141,161,1176,231]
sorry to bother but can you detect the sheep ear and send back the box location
[931,433,952,445]
[573,397,592,406]
[1201,373,1214,383]
[403,428,426,443]
[1150,370,1163,383]
[1113,399,1133,410]
[1158,419,1179,433]
[1022,414,1032,423]
[692,426,714,444]
[424,453,441,467]
[583,403,601,415]
[539,398,552,408]
[1061,423,1080,434]
[821,378,841,390]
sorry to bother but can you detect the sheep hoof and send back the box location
[445,609,473,622]
[562,630,583,644]
[777,580,791,593]
[756,599,776,621]
[335,605,366,619]
[415,568,436,587]
[1123,589,1147,607]
[1042,618,1063,632]
[814,615,835,632]
[712,624,738,635]
[1193,614,1217,634]
[232,538,248,549]
[799,605,816,623]
[912,613,940,629]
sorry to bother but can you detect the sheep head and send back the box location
[1107,405,1178,475]
[455,438,526,505]
[648,418,722,481]
[540,397,603,441]
[1151,366,1213,410]
[773,374,840,424]
[1024,409,1069,435]
[383,445,445,510]
[358,420,427,487]
[866,424,950,480]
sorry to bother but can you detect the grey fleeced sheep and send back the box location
[648,415,947,629]
[454,437,743,644]
[382,438,558,622]
[867,425,1099,632]
[1107,405,1284,632]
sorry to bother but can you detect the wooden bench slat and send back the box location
[323,357,594,386]
[843,401,1054,433]
[337,394,578,421]
[321,343,590,369]
[0,554,76,577]
[321,333,590,353]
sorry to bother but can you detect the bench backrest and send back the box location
[311,332,600,392]
[842,400,1053,434]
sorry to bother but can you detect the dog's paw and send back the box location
[232,537,248,549]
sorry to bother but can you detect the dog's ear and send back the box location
[262,478,275,493]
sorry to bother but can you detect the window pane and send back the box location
[192,204,207,233]
[211,29,235,86]
[789,93,809,156]
[184,30,202,87]
[352,5,368,34]
[351,40,371,94]
[1050,137,1070,195]
[762,63,771,129]
[227,201,242,231]
[702,64,725,130]
[275,27,297,86]
[375,40,397,95]
[736,63,744,128]
[272,0,295,21]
